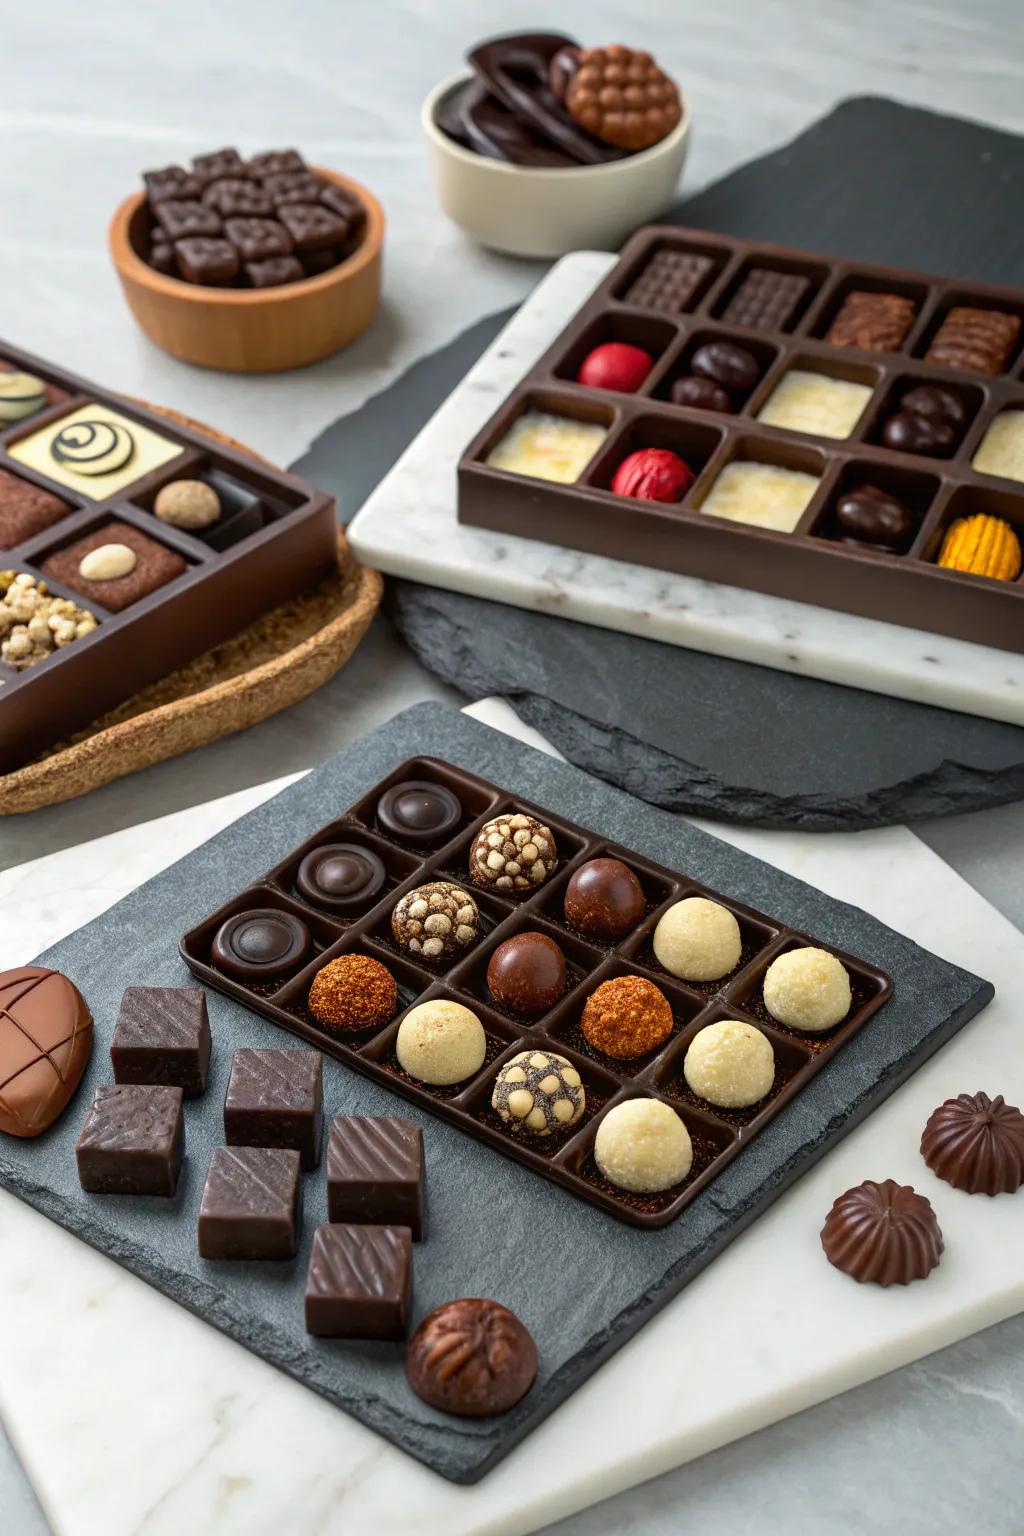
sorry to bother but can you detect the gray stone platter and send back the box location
[0,704,993,1483]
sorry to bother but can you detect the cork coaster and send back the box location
[0,406,382,815]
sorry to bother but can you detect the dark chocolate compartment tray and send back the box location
[458,226,1024,653]
[181,755,892,1229]
[0,339,337,772]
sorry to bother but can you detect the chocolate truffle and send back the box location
[407,1299,537,1418]
[594,1098,692,1193]
[296,842,387,913]
[391,881,480,961]
[581,975,673,1060]
[376,780,462,846]
[683,1020,775,1108]
[563,857,645,941]
[470,813,558,892]
[652,897,742,982]
[308,954,397,1032]
[820,1179,943,1286]
[491,1049,585,1136]
[920,1092,1024,1196]
[762,947,851,1033]
[396,999,486,1086]
[154,478,222,530]
[211,908,311,982]
[486,932,566,1017]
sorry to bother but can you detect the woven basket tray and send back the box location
[0,408,382,815]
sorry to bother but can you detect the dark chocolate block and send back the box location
[202,179,273,219]
[304,1223,412,1339]
[192,147,249,185]
[0,468,71,550]
[263,171,323,206]
[174,237,240,286]
[198,1145,302,1260]
[154,200,222,240]
[326,1115,424,1239]
[623,249,713,312]
[277,204,349,253]
[720,267,810,330]
[224,217,294,262]
[320,184,367,240]
[111,986,211,1096]
[75,1083,184,1196]
[40,521,187,613]
[246,257,305,290]
[143,165,202,205]
[247,148,307,179]
[224,1047,323,1169]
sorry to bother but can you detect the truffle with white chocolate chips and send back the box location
[469,813,558,892]
[491,1049,585,1137]
[0,570,97,670]
[391,881,480,961]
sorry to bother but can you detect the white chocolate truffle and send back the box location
[762,947,851,1033]
[683,1020,775,1108]
[594,1098,692,1194]
[396,999,486,1086]
[652,897,742,982]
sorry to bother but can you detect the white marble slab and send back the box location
[348,255,1024,727]
[1,702,1022,1536]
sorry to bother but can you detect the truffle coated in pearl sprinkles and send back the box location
[391,881,479,960]
[683,1020,775,1108]
[652,897,742,982]
[491,1049,585,1136]
[594,1098,693,1194]
[763,946,852,1033]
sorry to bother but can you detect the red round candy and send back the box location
[577,342,653,394]
[610,448,694,502]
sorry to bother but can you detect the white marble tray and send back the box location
[0,701,1021,1536]
[348,255,1024,727]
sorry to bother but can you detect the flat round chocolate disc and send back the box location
[211,908,311,981]
[296,842,387,913]
[376,780,462,846]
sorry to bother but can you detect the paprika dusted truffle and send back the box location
[652,896,741,982]
[762,947,851,1033]
[308,954,398,1032]
[486,932,566,1017]
[470,813,558,892]
[564,857,645,941]
[391,881,480,961]
[594,1098,692,1193]
[581,974,673,1059]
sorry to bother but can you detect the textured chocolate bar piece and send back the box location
[0,966,93,1137]
[247,148,307,178]
[224,217,294,262]
[192,147,250,185]
[198,1145,302,1260]
[0,467,71,549]
[925,306,1021,375]
[623,249,713,312]
[326,1115,424,1238]
[111,986,211,1096]
[76,1083,184,1196]
[721,267,811,331]
[143,165,203,205]
[825,290,917,351]
[263,171,324,206]
[304,1223,412,1339]
[277,204,350,253]
[224,1047,324,1169]
[154,200,222,240]
[202,179,273,219]
[245,256,305,289]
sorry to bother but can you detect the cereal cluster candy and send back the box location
[0,570,97,670]
[937,514,1022,582]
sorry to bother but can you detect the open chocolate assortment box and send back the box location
[459,226,1024,652]
[181,755,892,1229]
[0,340,337,772]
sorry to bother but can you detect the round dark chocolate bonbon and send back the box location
[406,1298,538,1418]
[376,780,462,846]
[563,857,646,941]
[486,931,567,1017]
[669,375,735,413]
[296,843,387,913]
[900,384,966,428]
[211,908,312,981]
[690,341,760,394]
[881,410,958,457]
[835,484,918,553]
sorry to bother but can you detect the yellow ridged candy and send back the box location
[937,513,1022,582]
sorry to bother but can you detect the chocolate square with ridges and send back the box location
[721,268,810,330]
[111,986,211,1096]
[0,468,71,550]
[198,1145,302,1260]
[304,1223,412,1339]
[224,1047,323,1169]
[326,1115,424,1239]
[191,147,249,185]
[246,148,307,179]
[75,1083,184,1196]
[154,200,222,240]
[623,249,713,312]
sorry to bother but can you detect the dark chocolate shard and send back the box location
[467,33,626,166]
[820,1178,942,1286]
[921,1091,1024,1196]
[0,966,93,1138]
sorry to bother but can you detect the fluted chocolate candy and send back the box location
[820,1178,942,1286]
[920,1091,1024,1196]
[563,856,645,941]
[407,1298,537,1417]
[835,484,917,553]
[0,966,93,1137]
[690,341,760,394]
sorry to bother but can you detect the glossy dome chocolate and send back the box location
[486,931,566,1017]
[296,842,387,913]
[563,857,645,941]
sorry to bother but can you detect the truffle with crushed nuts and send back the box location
[391,881,480,962]
[469,813,558,892]
[491,1049,585,1137]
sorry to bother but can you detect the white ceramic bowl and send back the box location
[422,73,691,258]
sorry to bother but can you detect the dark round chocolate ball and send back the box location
[669,375,735,413]
[563,857,646,941]
[900,384,966,429]
[211,908,311,981]
[407,1299,537,1418]
[376,780,462,847]
[296,843,387,913]
[486,931,566,1017]
[690,341,760,394]
[835,484,918,553]
[881,410,958,457]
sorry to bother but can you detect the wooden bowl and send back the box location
[109,169,384,373]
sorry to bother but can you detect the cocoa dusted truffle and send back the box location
[391,881,480,961]
[470,813,558,892]
[407,1299,537,1418]
[594,1098,692,1193]
[762,946,851,1033]
[920,1092,1024,1196]
[820,1179,943,1286]
[563,857,645,941]
[581,974,673,1060]
[491,1049,585,1136]
[308,954,397,1033]
[486,932,566,1017]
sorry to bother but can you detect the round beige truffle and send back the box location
[652,897,742,982]
[762,946,851,1033]
[593,1098,692,1194]
[683,1019,775,1108]
[396,999,486,1086]
[154,478,222,530]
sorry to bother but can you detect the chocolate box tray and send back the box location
[459,226,1024,653]
[0,341,337,772]
[1,705,993,1482]
[181,757,892,1228]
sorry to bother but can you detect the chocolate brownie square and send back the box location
[0,468,71,550]
[41,521,187,612]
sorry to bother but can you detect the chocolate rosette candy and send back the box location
[820,1178,942,1286]
[920,1091,1024,1196]
[406,1298,537,1417]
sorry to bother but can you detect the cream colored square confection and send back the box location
[9,402,185,499]
[757,370,872,440]
[972,410,1024,484]
[700,461,820,533]
[486,411,607,485]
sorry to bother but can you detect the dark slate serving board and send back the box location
[295,98,1024,831]
[0,704,992,1483]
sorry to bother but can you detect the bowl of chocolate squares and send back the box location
[423,33,689,257]
[109,147,384,372]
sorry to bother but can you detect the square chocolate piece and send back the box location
[277,203,349,253]
[76,1083,184,1196]
[111,986,211,1096]
[326,1115,424,1239]
[247,148,307,179]
[320,185,366,241]
[623,249,713,313]
[0,467,71,550]
[224,217,293,262]
[224,1048,324,1170]
[41,521,187,613]
[263,171,323,207]
[721,268,811,331]
[143,164,203,205]
[192,147,250,185]
[202,179,273,219]
[245,256,304,289]
[154,200,223,240]
[304,1223,412,1339]
[198,1146,302,1260]
[174,236,240,286]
